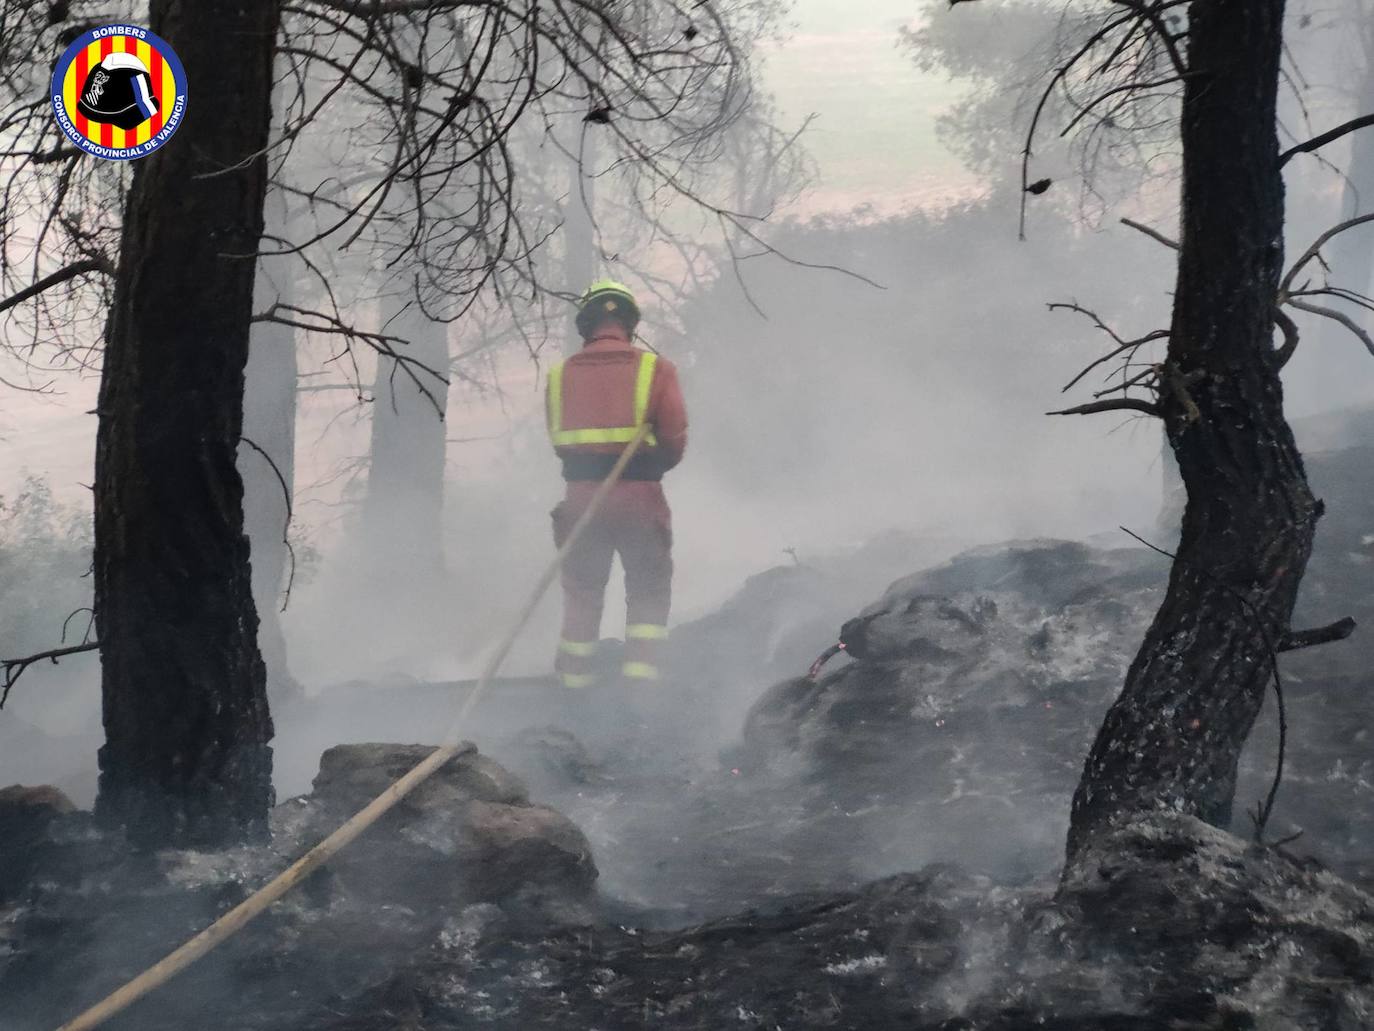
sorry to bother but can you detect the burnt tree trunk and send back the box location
[94,0,280,847]
[1068,0,1320,857]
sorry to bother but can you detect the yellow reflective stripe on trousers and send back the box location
[548,352,658,449]
[622,661,659,680]
[626,623,668,640]
[561,672,598,689]
[559,638,598,657]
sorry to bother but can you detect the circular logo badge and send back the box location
[50,24,187,161]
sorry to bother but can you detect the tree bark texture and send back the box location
[1068,0,1320,857]
[94,0,281,847]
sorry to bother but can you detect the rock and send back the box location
[461,799,597,899]
[737,676,824,770]
[0,747,600,1031]
[312,742,529,809]
[0,784,78,903]
[666,532,967,737]
[302,743,596,909]
[0,783,76,816]
[735,505,1374,884]
[733,541,1162,881]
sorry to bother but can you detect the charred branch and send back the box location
[1048,302,1168,413]
[0,257,112,316]
[240,437,298,613]
[1047,398,1162,418]
[1,642,100,710]
[253,303,448,415]
[1107,1,1189,76]
[1120,216,1178,249]
[1278,617,1357,653]
[1285,297,1374,358]
[1005,1,1191,240]
[1280,213,1374,298]
[1279,112,1374,167]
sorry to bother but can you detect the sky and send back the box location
[758,0,977,212]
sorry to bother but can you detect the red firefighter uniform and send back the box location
[547,281,688,688]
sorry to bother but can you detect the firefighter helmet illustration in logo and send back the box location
[77,52,159,130]
[50,25,188,161]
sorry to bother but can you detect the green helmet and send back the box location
[576,279,640,339]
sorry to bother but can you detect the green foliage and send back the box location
[0,477,93,655]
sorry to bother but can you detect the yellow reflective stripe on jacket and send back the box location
[626,623,668,640]
[561,672,598,689]
[633,353,657,426]
[548,352,658,449]
[559,638,598,657]
[553,426,655,445]
[547,361,564,438]
[622,661,660,680]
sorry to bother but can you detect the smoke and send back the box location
[4,0,1374,975]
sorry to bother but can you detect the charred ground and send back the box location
[4,422,1373,1030]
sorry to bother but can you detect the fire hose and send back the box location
[54,424,653,1031]
[807,640,846,680]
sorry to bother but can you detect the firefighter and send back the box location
[546,280,688,689]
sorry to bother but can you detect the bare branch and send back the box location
[1059,74,1188,139]
[1278,617,1356,653]
[1006,0,1192,239]
[1049,301,1168,391]
[1,642,100,711]
[0,258,112,316]
[1279,112,1374,168]
[1017,8,1141,240]
[240,437,298,613]
[1285,297,1374,358]
[1108,1,1188,77]
[1047,397,1162,417]
[1281,213,1374,297]
[1120,216,1178,249]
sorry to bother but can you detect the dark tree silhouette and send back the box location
[93,0,281,847]
[949,0,1373,857]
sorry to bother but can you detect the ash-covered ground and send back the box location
[3,429,1374,1029]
